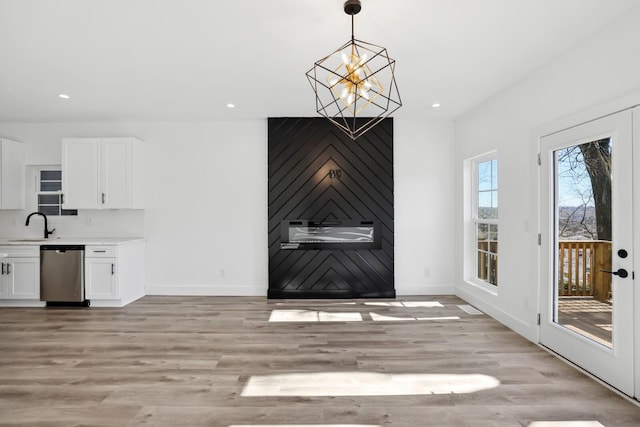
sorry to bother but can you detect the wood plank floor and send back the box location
[1,295,639,426]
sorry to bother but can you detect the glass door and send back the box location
[539,110,634,396]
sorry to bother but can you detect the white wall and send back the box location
[454,7,640,341]
[0,118,456,296]
[395,119,455,295]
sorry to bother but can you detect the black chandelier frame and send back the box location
[305,0,402,140]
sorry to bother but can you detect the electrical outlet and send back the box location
[424,268,431,277]
[220,268,226,278]
[523,297,529,309]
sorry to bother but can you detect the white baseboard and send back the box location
[395,283,455,296]
[145,284,267,297]
[146,283,455,298]
[0,300,46,307]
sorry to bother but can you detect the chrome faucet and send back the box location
[25,212,55,239]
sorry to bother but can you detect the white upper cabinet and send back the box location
[62,137,144,209]
[62,138,100,209]
[0,138,26,209]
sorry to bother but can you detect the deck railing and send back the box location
[558,240,611,302]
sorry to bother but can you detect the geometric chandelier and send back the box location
[306,0,402,140]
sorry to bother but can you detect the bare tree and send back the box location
[579,138,611,241]
[556,138,611,241]
[558,192,596,239]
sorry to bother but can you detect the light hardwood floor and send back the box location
[1,295,639,426]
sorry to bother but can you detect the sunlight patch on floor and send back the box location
[364,301,444,308]
[528,422,605,427]
[229,425,380,427]
[241,372,501,397]
[269,310,363,322]
[369,312,460,322]
[274,302,357,306]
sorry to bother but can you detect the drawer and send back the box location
[85,246,118,258]
[0,246,40,258]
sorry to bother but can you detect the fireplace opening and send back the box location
[280,219,381,250]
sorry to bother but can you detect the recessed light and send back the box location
[226,103,236,108]
[58,94,71,99]
[431,103,441,108]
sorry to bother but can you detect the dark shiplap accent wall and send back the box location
[268,117,394,298]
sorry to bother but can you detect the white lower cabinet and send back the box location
[0,241,144,308]
[84,241,145,307]
[86,257,118,300]
[0,246,41,305]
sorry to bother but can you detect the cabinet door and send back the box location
[0,139,26,209]
[0,262,8,298]
[62,138,99,209]
[101,138,132,209]
[6,258,39,299]
[86,258,118,299]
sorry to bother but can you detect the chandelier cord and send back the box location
[351,14,355,42]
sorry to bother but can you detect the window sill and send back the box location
[464,279,498,296]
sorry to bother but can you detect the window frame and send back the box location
[32,165,77,217]
[467,151,499,290]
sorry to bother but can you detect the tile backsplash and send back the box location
[0,209,145,239]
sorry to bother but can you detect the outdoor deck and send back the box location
[555,240,613,346]
[557,297,612,346]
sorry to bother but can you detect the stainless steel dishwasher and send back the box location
[40,245,88,306]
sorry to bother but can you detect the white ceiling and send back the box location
[1,0,638,123]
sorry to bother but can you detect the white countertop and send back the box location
[0,237,146,246]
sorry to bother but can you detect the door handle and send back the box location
[111,263,115,275]
[6,263,10,275]
[601,268,629,278]
[102,193,106,204]
[1,263,4,275]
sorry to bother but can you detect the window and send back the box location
[474,157,498,286]
[36,168,77,216]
